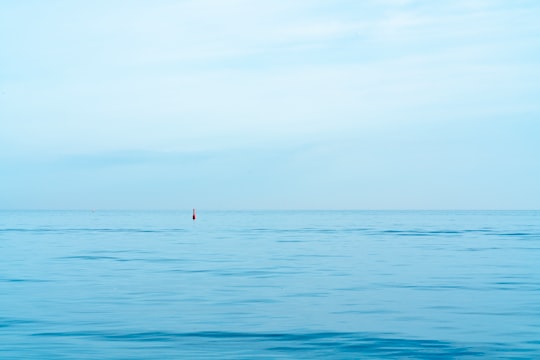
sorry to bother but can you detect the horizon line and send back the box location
[1,208,538,212]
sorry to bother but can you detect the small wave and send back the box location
[58,255,199,264]
[0,317,40,328]
[59,255,123,261]
[0,228,187,234]
[0,278,51,283]
[488,232,539,237]
[381,229,465,236]
[30,330,492,358]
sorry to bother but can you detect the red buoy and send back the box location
[192,208,196,220]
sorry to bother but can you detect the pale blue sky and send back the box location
[1,0,539,210]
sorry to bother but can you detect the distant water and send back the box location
[1,210,540,359]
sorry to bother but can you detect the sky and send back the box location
[1,0,539,210]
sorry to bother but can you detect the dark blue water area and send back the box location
[1,210,540,359]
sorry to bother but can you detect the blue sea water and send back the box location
[1,210,539,359]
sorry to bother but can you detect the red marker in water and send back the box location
[192,208,196,220]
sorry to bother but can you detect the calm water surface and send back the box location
[1,210,539,359]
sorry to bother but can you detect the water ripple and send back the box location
[0,227,187,234]
[30,330,493,358]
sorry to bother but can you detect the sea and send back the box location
[1,210,539,359]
